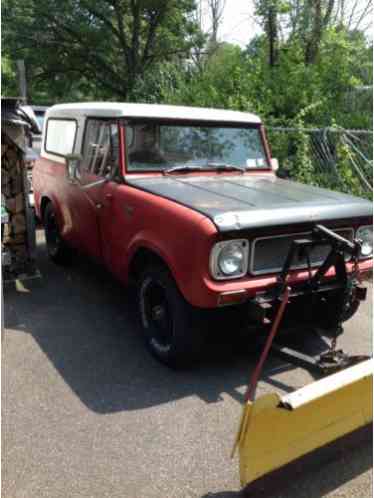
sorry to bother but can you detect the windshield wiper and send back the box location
[164,162,246,175]
[207,162,246,173]
[164,165,204,175]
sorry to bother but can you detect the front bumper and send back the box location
[198,258,372,308]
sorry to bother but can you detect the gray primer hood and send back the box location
[127,175,372,232]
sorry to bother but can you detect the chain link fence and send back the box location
[267,127,373,200]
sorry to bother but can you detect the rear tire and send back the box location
[137,265,204,368]
[43,203,72,265]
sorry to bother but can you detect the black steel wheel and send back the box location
[44,203,71,264]
[138,265,204,368]
[141,277,174,354]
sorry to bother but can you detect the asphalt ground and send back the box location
[3,229,373,498]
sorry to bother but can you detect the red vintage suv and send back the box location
[33,103,373,367]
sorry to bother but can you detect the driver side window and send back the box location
[82,119,119,178]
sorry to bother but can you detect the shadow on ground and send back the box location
[4,232,372,497]
[203,432,372,498]
[4,232,336,414]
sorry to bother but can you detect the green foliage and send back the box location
[158,27,372,198]
[2,0,372,197]
[334,140,372,200]
[1,54,18,97]
[2,0,203,103]
[159,28,372,130]
[164,44,256,111]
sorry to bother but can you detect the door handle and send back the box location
[105,193,113,201]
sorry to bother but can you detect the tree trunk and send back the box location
[268,4,278,66]
[305,0,322,64]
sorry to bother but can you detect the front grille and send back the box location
[250,228,354,275]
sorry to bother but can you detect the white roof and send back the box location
[46,102,261,124]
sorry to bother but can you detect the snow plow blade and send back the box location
[235,358,373,488]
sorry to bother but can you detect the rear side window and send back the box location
[45,119,77,156]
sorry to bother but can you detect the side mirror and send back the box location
[65,153,83,183]
[271,158,279,172]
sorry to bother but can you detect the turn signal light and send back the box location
[218,290,247,306]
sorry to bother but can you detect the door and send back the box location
[79,118,122,262]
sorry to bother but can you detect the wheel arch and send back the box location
[128,245,174,283]
[39,195,66,238]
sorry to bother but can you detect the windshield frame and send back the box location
[123,119,272,175]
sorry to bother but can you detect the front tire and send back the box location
[44,203,71,265]
[137,265,204,368]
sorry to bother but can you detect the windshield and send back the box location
[126,122,269,172]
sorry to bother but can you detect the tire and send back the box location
[137,265,205,368]
[312,290,361,329]
[43,203,71,265]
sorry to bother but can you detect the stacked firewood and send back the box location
[1,131,29,265]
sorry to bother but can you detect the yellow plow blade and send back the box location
[235,358,373,488]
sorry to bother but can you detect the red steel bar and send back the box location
[244,287,290,402]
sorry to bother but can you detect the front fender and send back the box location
[125,216,218,307]
[127,232,180,283]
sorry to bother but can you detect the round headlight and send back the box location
[218,242,245,276]
[357,226,373,257]
[210,239,249,280]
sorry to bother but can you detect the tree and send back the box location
[2,0,203,102]
[1,54,18,97]
[255,0,371,65]
[335,0,373,31]
[207,0,226,43]
[255,0,280,66]
[302,0,335,63]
